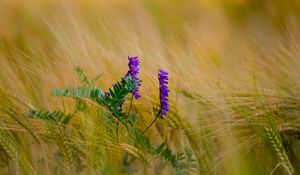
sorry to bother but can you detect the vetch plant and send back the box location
[125,56,141,99]
[143,69,170,133]
[26,56,195,174]
[158,69,170,118]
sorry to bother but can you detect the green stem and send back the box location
[116,121,119,142]
[143,112,161,134]
[127,94,134,118]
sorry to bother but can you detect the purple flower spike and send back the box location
[125,56,141,99]
[158,69,169,118]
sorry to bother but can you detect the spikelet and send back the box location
[264,127,293,175]
[165,110,181,129]
[0,125,35,175]
[54,129,82,173]
[119,143,151,165]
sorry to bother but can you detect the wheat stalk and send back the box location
[264,127,293,175]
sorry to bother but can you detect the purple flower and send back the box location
[125,56,141,99]
[105,92,110,97]
[158,69,169,118]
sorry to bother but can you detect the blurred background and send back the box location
[2,0,300,101]
[1,0,300,174]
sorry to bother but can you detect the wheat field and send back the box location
[1,0,300,174]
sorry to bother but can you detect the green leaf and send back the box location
[52,76,136,119]
[27,110,73,125]
[74,66,90,85]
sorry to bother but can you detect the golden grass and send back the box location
[1,0,300,174]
